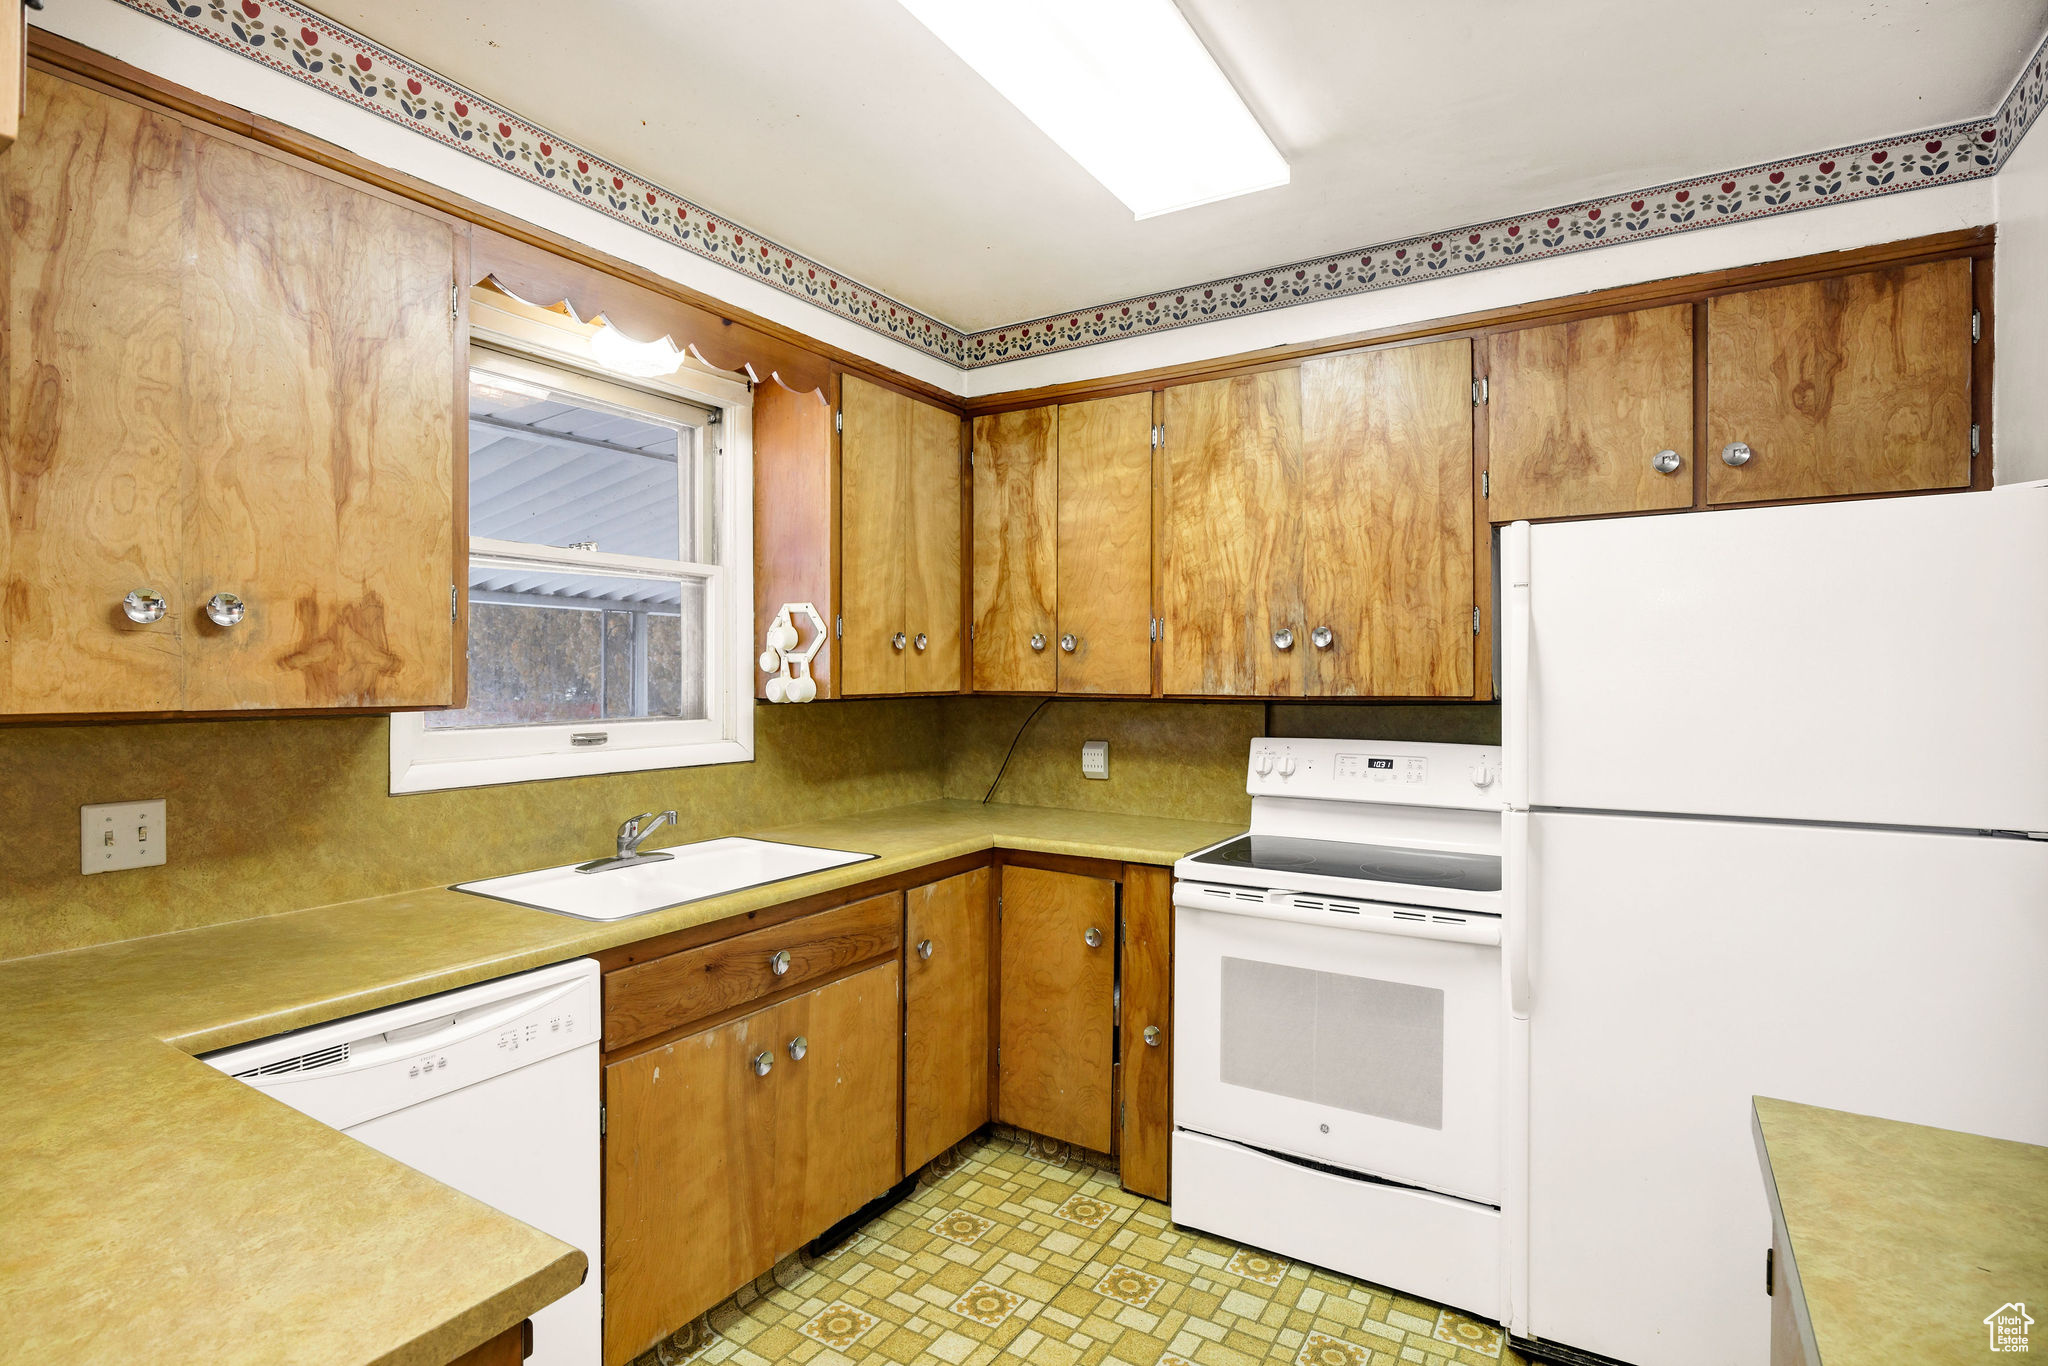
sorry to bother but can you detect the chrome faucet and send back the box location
[576,810,679,874]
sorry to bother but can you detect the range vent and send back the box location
[233,1040,349,1079]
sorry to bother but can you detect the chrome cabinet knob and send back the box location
[1652,449,1682,474]
[1060,633,1077,653]
[770,948,791,976]
[1142,1025,1162,1047]
[1310,626,1334,650]
[916,938,934,960]
[1029,633,1047,652]
[892,631,907,651]
[752,1051,773,1077]
[204,592,246,627]
[122,589,167,624]
[787,1035,807,1061]
[1721,441,1752,467]
[1084,926,1103,949]
[1272,627,1294,651]
[914,632,928,652]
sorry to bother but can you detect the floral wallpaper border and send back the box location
[109,0,2048,370]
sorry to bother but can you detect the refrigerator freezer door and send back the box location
[1519,483,2048,831]
[1519,811,2048,1366]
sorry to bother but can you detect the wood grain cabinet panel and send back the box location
[1707,260,1974,505]
[1118,864,1174,1202]
[1158,372,1302,697]
[1300,341,1475,698]
[1487,304,1695,521]
[971,407,1059,692]
[752,380,837,698]
[604,961,900,1366]
[0,70,462,717]
[903,868,993,1171]
[838,374,910,695]
[905,397,964,692]
[1056,392,1154,695]
[997,866,1116,1153]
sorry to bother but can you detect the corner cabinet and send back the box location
[0,70,466,718]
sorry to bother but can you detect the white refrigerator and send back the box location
[1498,483,2048,1366]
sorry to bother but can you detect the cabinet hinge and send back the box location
[1481,470,1490,499]
[1972,424,1981,458]
[1149,617,1161,642]
[996,895,1003,921]
[1472,376,1488,406]
[600,1104,607,1136]
[1151,423,1163,450]
[834,409,843,434]
[1473,606,1481,634]
[450,584,458,621]
[834,614,843,640]
[451,282,460,322]
[1972,309,1981,344]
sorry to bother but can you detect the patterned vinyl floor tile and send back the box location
[634,1130,1525,1366]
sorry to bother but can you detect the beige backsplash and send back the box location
[0,696,1497,961]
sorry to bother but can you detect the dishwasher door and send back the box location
[204,959,601,1366]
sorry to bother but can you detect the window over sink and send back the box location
[390,320,753,792]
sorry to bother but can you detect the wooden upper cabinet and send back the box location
[903,868,993,1172]
[0,71,463,718]
[1300,340,1475,697]
[971,406,1058,692]
[752,380,837,698]
[1056,392,1154,695]
[838,374,963,695]
[1488,304,1695,521]
[997,866,1115,1153]
[1707,260,1974,505]
[1159,371,1302,696]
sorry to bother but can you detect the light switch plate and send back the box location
[81,800,166,874]
[1081,740,1110,780]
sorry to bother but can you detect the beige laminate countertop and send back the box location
[1753,1096,2048,1364]
[0,799,1237,1366]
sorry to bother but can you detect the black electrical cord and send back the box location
[982,698,1054,804]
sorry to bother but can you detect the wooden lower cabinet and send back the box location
[602,960,901,1365]
[1116,865,1174,1202]
[903,868,994,1170]
[997,866,1116,1152]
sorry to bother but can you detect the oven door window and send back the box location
[1220,958,1445,1129]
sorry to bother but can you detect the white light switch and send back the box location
[81,800,166,874]
[1081,740,1110,780]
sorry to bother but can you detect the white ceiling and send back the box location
[322,0,2046,332]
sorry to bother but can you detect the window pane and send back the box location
[468,371,693,561]
[427,567,708,730]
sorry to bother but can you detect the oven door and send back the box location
[1174,889,1502,1205]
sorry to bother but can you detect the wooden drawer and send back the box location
[604,891,902,1050]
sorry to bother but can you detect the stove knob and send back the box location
[1279,755,1298,778]
[1255,751,1275,776]
[1469,762,1493,788]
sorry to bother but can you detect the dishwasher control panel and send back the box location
[201,958,599,1131]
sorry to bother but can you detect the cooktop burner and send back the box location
[1188,834,1501,893]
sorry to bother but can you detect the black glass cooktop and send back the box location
[1189,834,1501,892]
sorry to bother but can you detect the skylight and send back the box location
[897,0,1289,220]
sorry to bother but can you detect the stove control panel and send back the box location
[1247,738,1503,809]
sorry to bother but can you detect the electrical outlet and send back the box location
[1081,740,1110,780]
[81,800,166,874]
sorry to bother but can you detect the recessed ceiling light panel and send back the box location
[897,0,1289,220]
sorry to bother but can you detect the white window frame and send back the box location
[390,306,754,794]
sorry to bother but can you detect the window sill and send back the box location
[389,730,753,794]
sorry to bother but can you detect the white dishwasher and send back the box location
[203,958,601,1366]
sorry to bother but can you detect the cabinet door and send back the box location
[1300,340,1475,697]
[1057,392,1154,695]
[904,868,993,1171]
[0,74,187,715]
[998,866,1115,1152]
[1118,865,1174,1201]
[1159,372,1301,696]
[1488,304,1695,521]
[181,129,461,710]
[838,374,908,694]
[604,962,899,1365]
[1707,260,1973,505]
[972,407,1057,692]
[905,397,964,692]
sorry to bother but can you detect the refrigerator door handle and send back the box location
[1505,809,1531,1019]
[1502,523,1533,811]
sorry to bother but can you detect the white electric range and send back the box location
[1171,737,1506,1320]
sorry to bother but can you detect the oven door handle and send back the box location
[1505,809,1531,1019]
